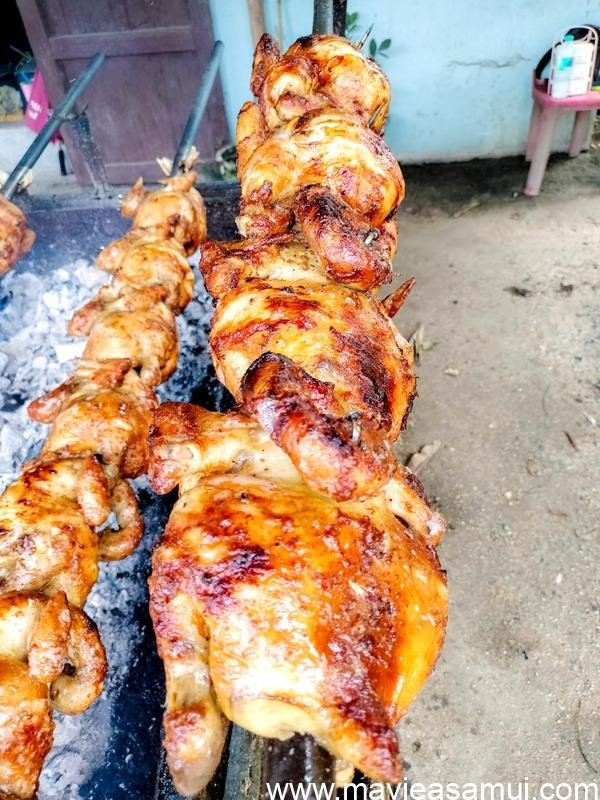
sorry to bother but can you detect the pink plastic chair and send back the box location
[524,74,600,196]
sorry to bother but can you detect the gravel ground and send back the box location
[391,152,600,789]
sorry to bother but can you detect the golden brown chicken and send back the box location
[2,159,204,796]
[29,358,157,483]
[0,591,106,799]
[77,294,178,386]
[236,106,404,239]
[0,453,143,604]
[0,195,35,275]
[204,265,415,499]
[95,239,193,313]
[250,33,391,132]
[148,402,447,795]
[120,171,207,255]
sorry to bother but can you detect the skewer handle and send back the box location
[170,40,224,176]
[1,52,105,199]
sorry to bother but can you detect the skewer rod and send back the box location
[333,0,348,36]
[313,0,333,34]
[170,40,224,176]
[1,52,105,199]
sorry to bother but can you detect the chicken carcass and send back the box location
[148,403,447,796]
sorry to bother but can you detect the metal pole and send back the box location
[333,0,347,36]
[1,52,105,199]
[170,40,224,176]
[313,0,333,34]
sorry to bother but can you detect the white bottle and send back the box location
[569,39,595,96]
[551,34,575,99]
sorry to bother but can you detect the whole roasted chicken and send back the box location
[148,403,447,796]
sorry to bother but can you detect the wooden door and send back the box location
[17,0,229,184]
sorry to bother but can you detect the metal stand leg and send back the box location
[569,109,592,157]
[524,107,560,197]
[525,101,542,163]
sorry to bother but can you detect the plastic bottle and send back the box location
[551,34,575,99]
[569,39,595,96]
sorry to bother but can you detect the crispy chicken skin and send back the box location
[293,186,397,291]
[120,172,207,255]
[0,592,105,799]
[32,361,157,482]
[236,107,404,238]
[81,299,178,386]
[209,278,415,436]
[200,235,329,297]
[148,403,448,795]
[0,196,35,276]
[207,275,415,499]
[251,34,391,132]
[80,240,193,316]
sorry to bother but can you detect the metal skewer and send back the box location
[313,0,333,35]
[1,52,105,199]
[357,23,374,50]
[170,40,224,176]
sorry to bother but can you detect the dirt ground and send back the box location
[391,152,600,788]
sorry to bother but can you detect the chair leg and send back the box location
[525,102,542,162]
[524,107,560,197]
[569,110,592,157]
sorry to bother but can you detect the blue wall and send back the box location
[209,0,597,161]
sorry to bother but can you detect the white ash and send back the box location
[0,261,215,490]
[0,259,105,489]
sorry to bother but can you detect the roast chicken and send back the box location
[148,403,447,796]
[29,358,157,483]
[0,195,35,275]
[0,165,206,797]
[0,591,105,799]
[200,232,417,501]
[250,33,391,132]
[146,28,447,795]
[120,171,207,255]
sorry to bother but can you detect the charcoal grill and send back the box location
[0,2,390,795]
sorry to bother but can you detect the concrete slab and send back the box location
[392,155,600,788]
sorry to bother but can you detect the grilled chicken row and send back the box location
[0,171,206,798]
[149,32,448,795]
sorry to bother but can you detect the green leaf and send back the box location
[380,38,391,49]
[369,38,377,57]
[345,12,359,33]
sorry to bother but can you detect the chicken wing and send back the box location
[236,107,404,238]
[0,196,35,275]
[148,403,447,795]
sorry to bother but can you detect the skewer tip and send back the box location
[357,23,374,50]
